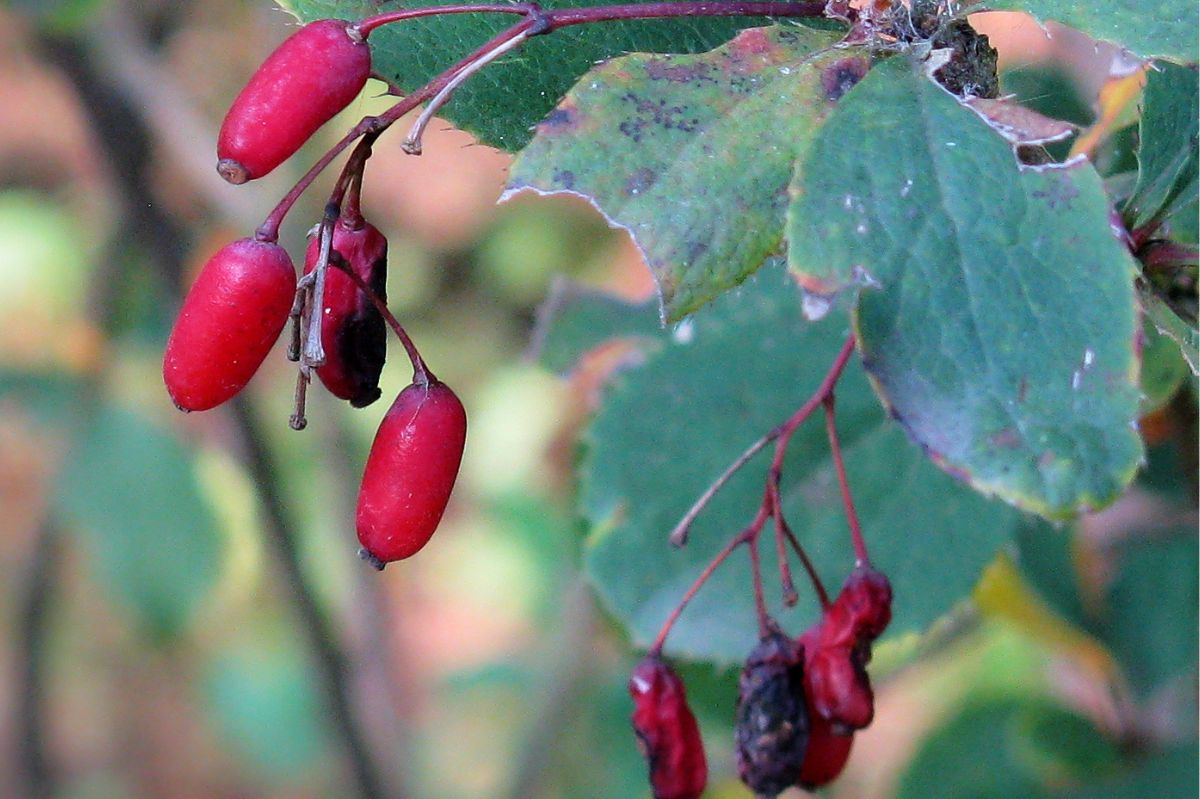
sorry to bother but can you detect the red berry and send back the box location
[735,632,809,798]
[304,218,387,407]
[217,19,372,184]
[803,637,875,731]
[629,656,707,799]
[797,712,854,789]
[356,379,467,566]
[798,566,893,733]
[163,238,296,411]
[838,565,893,639]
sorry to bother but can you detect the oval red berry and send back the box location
[356,380,467,565]
[303,219,387,407]
[163,238,296,412]
[217,19,372,183]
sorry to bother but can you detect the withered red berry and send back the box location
[797,711,854,790]
[799,565,893,733]
[735,632,809,798]
[629,656,707,799]
[356,379,467,567]
[837,565,893,639]
[304,218,387,407]
[217,19,372,184]
[163,237,296,412]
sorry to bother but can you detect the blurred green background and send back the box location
[0,2,1194,798]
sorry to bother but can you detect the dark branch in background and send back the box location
[229,398,390,799]
[34,18,394,799]
[14,521,59,799]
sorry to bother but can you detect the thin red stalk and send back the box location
[777,334,858,438]
[772,502,798,607]
[823,396,868,565]
[649,530,748,655]
[669,432,774,546]
[763,478,798,606]
[354,4,535,37]
[669,336,858,545]
[328,256,431,385]
[746,529,770,638]
[261,2,830,239]
[256,20,535,241]
[777,508,830,610]
[543,1,824,29]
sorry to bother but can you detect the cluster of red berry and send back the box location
[630,565,891,798]
[161,19,466,569]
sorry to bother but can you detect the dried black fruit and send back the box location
[735,632,809,798]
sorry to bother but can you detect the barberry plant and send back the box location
[149,0,1195,795]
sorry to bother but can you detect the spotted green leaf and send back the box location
[507,24,861,321]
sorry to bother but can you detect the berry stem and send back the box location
[773,507,799,608]
[403,29,532,154]
[355,1,825,38]
[649,528,750,655]
[776,508,831,610]
[823,395,869,565]
[259,2,828,239]
[669,432,773,546]
[255,20,536,242]
[327,255,432,385]
[353,4,535,37]
[668,334,857,546]
[746,521,771,638]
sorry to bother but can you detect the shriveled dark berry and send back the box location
[735,632,809,797]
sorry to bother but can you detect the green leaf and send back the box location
[1065,746,1199,799]
[580,265,1017,663]
[899,699,1119,799]
[899,701,1048,799]
[1127,61,1199,229]
[507,25,854,321]
[529,278,662,374]
[282,1,828,152]
[1139,314,1189,412]
[789,55,1143,519]
[1013,518,1089,629]
[1139,282,1199,375]
[54,404,223,641]
[975,0,1199,62]
[203,633,331,779]
[1100,530,1198,699]
[0,368,81,428]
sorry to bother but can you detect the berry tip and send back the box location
[216,158,251,185]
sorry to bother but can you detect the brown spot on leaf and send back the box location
[732,27,773,56]
[821,58,870,101]
[540,104,579,133]
[989,428,1021,449]
[1033,177,1080,210]
[552,169,576,189]
[646,59,716,85]
[625,167,658,196]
